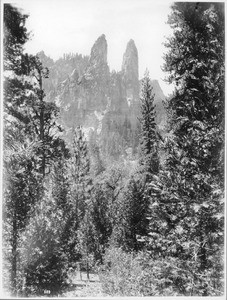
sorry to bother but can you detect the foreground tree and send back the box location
[21,179,69,296]
[88,164,127,262]
[3,3,28,72]
[3,4,37,295]
[68,127,94,273]
[113,175,148,251]
[3,139,43,295]
[146,2,224,295]
[3,4,69,295]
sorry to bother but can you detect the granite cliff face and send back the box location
[122,39,139,103]
[89,34,108,66]
[77,34,110,111]
[39,35,166,156]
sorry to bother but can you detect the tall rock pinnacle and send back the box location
[78,34,109,85]
[90,34,108,66]
[79,34,110,110]
[121,39,139,104]
[122,39,139,82]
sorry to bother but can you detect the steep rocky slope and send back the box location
[39,35,166,157]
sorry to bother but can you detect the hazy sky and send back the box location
[11,0,174,95]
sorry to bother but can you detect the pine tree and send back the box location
[3,5,38,295]
[3,4,28,72]
[19,54,69,176]
[3,4,69,295]
[20,180,69,296]
[139,70,159,177]
[147,3,224,295]
[113,176,148,251]
[88,164,126,262]
[3,138,43,296]
[69,126,94,272]
[52,156,80,267]
[70,126,92,222]
[118,71,161,251]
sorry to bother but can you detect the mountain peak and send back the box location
[90,34,108,65]
[121,39,138,78]
[127,39,136,48]
[98,33,106,40]
[121,38,139,101]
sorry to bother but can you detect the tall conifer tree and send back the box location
[3,5,39,295]
[147,3,224,295]
[139,70,159,177]
[3,4,69,295]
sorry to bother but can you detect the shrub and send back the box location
[99,247,143,296]
[99,247,224,296]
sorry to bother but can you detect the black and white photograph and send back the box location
[1,0,225,297]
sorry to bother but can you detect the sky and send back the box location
[11,0,174,95]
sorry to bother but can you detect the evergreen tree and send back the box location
[113,176,148,251]
[70,126,92,223]
[139,70,159,176]
[3,138,43,296]
[68,126,94,272]
[51,157,79,266]
[20,154,83,296]
[3,4,28,72]
[89,164,126,262]
[20,180,69,296]
[87,175,113,262]
[116,71,161,251]
[19,54,69,176]
[3,4,69,295]
[3,5,38,295]
[147,3,224,295]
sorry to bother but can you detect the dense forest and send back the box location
[2,2,224,297]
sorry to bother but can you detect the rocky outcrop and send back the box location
[122,39,139,103]
[90,34,108,66]
[77,34,110,111]
[39,35,166,156]
[150,80,167,129]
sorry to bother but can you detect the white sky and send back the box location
[10,0,174,95]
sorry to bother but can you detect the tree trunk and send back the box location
[40,103,45,177]
[199,225,208,296]
[39,73,45,178]
[11,212,17,296]
[86,214,90,281]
